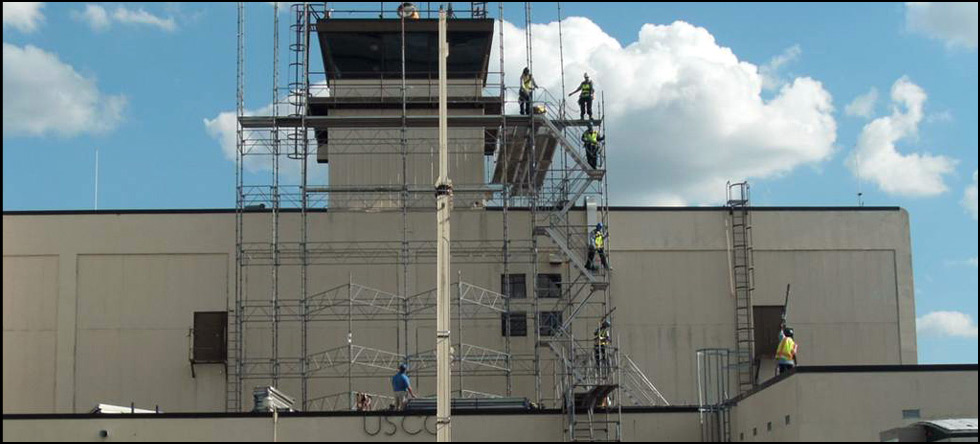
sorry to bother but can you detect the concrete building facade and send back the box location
[5,7,976,442]
[3,207,919,416]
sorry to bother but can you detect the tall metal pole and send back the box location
[271,0,282,390]
[94,146,99,211]
[457,271,464,398]
[233,1,246,413]
[498,0,513,398]
[524,0,542,406]
[399,0,410,361]
[348,273,354,410]
[435,8,453,442]
[299,2,312,407]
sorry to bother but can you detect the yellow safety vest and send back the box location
[583,131,599,145]
[522,75,534,93]
[595,327,611,346]
[580,81,594,99]
[775,336,797,363]
[594,232,604,249]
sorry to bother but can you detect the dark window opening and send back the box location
[193,311,228,363]
[753,306,784,359]
[501,312,527,337]
[538,311,563,337]
[501,274,527,299]
[536,274,562,299]
[320,26,494,80]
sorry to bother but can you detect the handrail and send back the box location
[622,354,670,406]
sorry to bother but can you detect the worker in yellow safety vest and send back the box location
[397,2,421,19]
[581,124,605,169]
[568,73,595,121]
[585,223,609,271]
[594,320,612,377]
[519,67,538,116]
[775,327,798,375]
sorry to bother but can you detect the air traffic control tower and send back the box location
[242,13,591,210]
[311,17,497,210]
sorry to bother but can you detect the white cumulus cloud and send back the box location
[71,4,176,32]
[847,77,956,197]
[494,18,837,204]
[760,44,802,91]
[906,2,979,50]
[945,257,978,267]
[966,170,978,220]
[2,2,44,32]
[204,105,272,168]
[203,103,323,181]
[113,6,175,31]
[845,87,879,119]
[3,42,126,137]
[70,4,110,32]
[918,311,979,339]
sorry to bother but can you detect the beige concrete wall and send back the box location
[3,256,59,414]
[3,214,235,414]
[326,107,487,210]
[3,208,916,414]
[732,369,979,442]
[0,410,700,442]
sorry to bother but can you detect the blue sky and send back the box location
[3,2,977,363]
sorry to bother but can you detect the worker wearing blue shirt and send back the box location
[392,364,416,410]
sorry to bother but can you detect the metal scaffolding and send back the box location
[231,5,665,436]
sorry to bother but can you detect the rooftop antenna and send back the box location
[94,146,100,211]
[855,146,864,207]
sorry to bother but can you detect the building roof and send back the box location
[918,419,979,434]
[731,364,980,405]
[2,207,905,216]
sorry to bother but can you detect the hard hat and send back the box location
[601,320,611,328]
[784,328,794,338]
[398,364,408,372]
[397,2,418,19]
[584,72,590,79]
[596,222,604,230]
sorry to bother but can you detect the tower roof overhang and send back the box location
[315,19,495,82]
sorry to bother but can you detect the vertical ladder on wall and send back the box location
[287,3,310,160]
[229,1,245,414]
[728,182,756,395]
[226,310,242,412]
